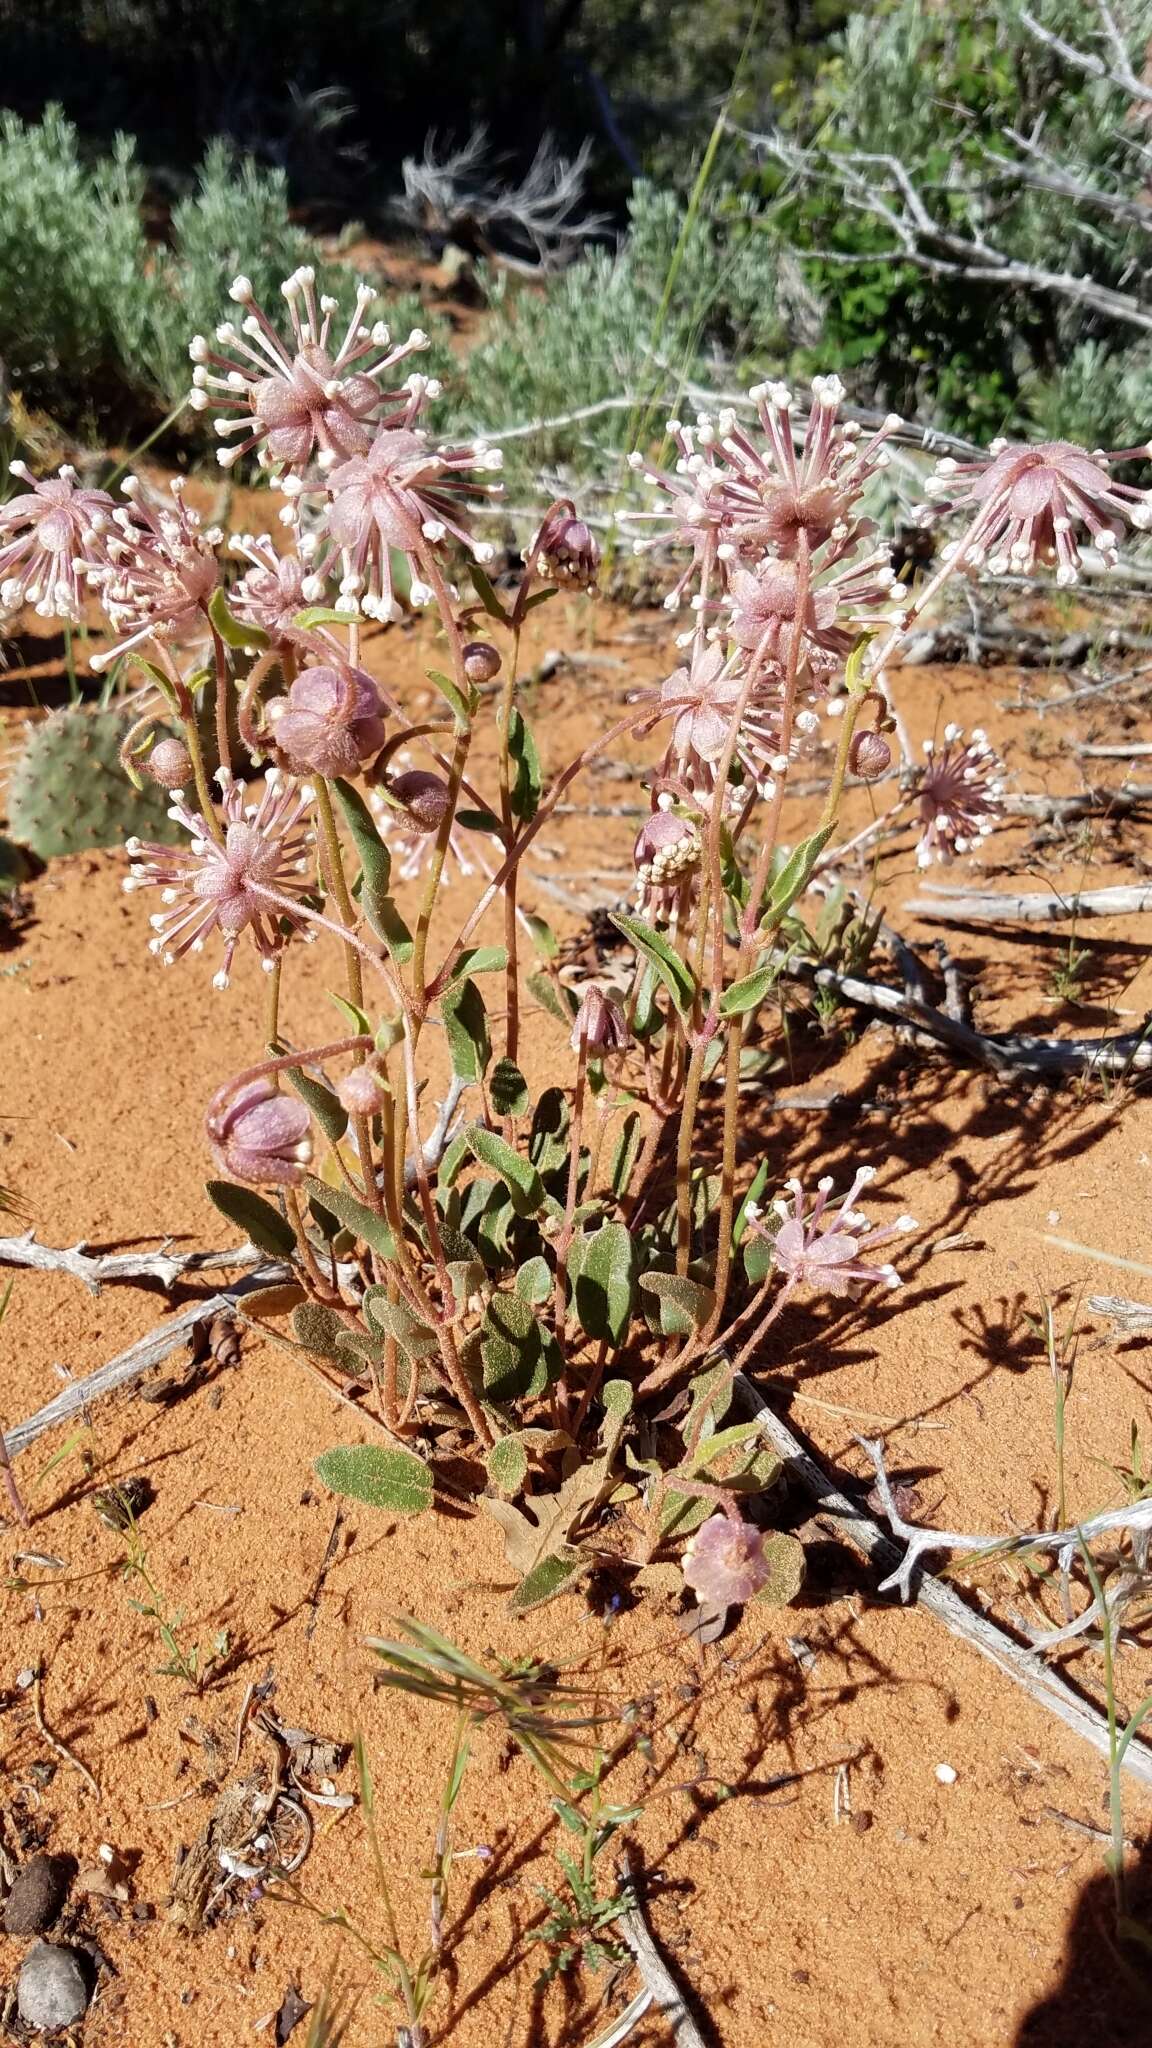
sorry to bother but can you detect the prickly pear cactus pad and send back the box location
[6,708,187,860]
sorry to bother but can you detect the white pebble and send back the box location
[935,1763,958,1785]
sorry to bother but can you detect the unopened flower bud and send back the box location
[849,730,893,782]
[463,640,501,684]
[528,502,600,591]
[336,1065,386,1117]
[683,1513,770,1607]
[145,736,194,790]
[388,769,452,834]
[206,1076,312,1186]
[634,808,702,889]
[268,664,386,779]
[571,986,628,1055]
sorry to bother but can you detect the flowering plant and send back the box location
[10,276,1151,1615]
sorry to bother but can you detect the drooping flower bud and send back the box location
[387,768,452,834]
[336,1065,386,1117]
[206,1076,312,1186]
[682,1514,769,1607]
[634,806,702,890]
[463,640,501,684]
[570,986,628,1055]
[848,729,893,782]
[145,736,194,791]
[528,502,600,591]
[267,664,386,778]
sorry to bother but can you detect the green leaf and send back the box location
[508,707,542,823]
[292,1303,347,1360]
[572,1222,637,1346]
[720,960,780,1017]
[466,1126,544,1216]
[631,961,661,1039]
[442,979,491,1081]
[204,1180,296,1260]
[527,971,576,1026]
[456,807,503,834]
[599,1378,633,1460]
[490,1057,530,1118]
[510,1551,588,1612]
[328,990,374,1038]
[468,561,511,623]
[487,1435,529,1497]
[523,913,558,960]
[426,666,474,732]
[639,1271,717,1337]
[315,1445,432,1516]
[210,585,268,650]
[733,1161,770,1247]
[331,780,392,927]
[763,825,833,926]
[365,1296,438,1361]
[529,1088,570,1175]
[515,1255,552,1305]
[292,605,354,630]
[609,913,696,1017]
[285,1066,349,1144]
[609,1110,642,1200]
[440,945,508,992]
[751,1531,806,1606]
[481,1292,546,1400]
[301,1174,396,1261]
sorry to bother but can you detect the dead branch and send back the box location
[2,1264,290,1461]
[904,884,1152,924]
[0,1231,262,1296]
[807,962,1152,1076]
[1020,1,1152,107]
[1077,742,1152,759]
[732,1377,1152,1791]
[731,124,1152,331]
[616,1853,708,2048]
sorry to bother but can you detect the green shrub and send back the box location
[461,180,785,481]
[0,111,445,450]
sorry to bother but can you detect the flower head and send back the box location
[188,269,432,473]
[927,436,1152,584]
[527,501,601,590]
[124,770,315,989]
[634,802,703,906]
[570,986,628,1055]
[683,1514,769,1607]
[86,476,219,668]
[658,643,791,796]
[323,405,502,621]
[229,532,330,648]
[915,724,1005,867]
[370,756,478,882]
[387,768,452,833]
[0,462,112,621]
[725,549,896,675]
[206,1075,313,1185]
[758,1167,916,1296]
[267,663,386,778]
[715,377,901,560]
[624,417,736,609]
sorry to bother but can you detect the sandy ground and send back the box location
[1,596,1152,2047]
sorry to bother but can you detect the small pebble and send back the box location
[17,1941,91,2031]
[935,1762,958,1785]
[3,1854,74,1936]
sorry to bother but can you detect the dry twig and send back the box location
[732,1376,1152,1789]
[616,1853,708,2048]
[903,884,1152,924]
[0,1231,261,1296]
